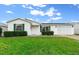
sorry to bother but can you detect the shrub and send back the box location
[41,31,54,35]
[0,28,2,37]
[4,31,14,37]
[75,34,79,35]
[14,31,27,36]
[4,31,27,37]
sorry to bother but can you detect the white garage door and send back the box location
[57,26,74,35]
[31,26,41,35]
[74,24,79,34]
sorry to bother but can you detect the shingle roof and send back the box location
[0,23,7,27]
[41,23,73,26]
[7,18,40,24]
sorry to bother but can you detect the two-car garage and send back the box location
[56,25,74,35]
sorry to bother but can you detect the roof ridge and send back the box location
[7,18,40,24]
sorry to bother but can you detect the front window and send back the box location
[14,24,24,31]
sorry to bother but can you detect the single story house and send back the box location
[0,18,79,36]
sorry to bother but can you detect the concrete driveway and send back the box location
[62,35,79,40]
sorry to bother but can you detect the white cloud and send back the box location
[22,5,26,8]
[27,17,40,23]
[1,20,7,23]
[22,4,46,10]
[45,8,56,16]
[31,10,39,15]
[32,4,47,7]
[56,12,61,16]
[27,18,34,20]
[6,11,14,14]
[3,4,12,6]
[35,19,40,22]
[26,6,34,9]
[39,5,46,7]
[44,17,62,23]
[30,7,57,16]
[30,7,62,22]
[45,8,54,16]
[22,4,34,10]
[30,10,44,16]
[73,4,79,8]
[51,17,62,20]
[73,4,77,6]
[71,20,79,22]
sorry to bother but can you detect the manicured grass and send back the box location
[0,36,79,55]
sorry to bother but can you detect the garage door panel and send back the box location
[57,27,73,35]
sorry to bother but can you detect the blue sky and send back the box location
[0,4,79,23]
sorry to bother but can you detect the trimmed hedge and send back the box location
[42,31,54,35]
[75,34,79,35]
[4,31,27,37]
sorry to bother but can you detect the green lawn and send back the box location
[0,36,79,55]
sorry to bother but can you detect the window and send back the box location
[41,26,50,32]
[14,24,24,31]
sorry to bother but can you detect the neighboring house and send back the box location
[0,23,7,36]
[7,18,41,35]
[0,18,79,36]
[41,23,74,35]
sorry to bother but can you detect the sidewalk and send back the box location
[62,35,79,40]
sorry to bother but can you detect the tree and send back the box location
[0,27,2,36]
